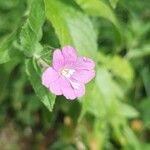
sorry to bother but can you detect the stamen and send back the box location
[61,68,75,78]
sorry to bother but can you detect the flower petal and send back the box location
[74,57,95,70]
[52,49,64,70]
[59,77,76,100]
[62,45,77,65]
[72,69,95,84]
[49,78,62,95]
[74,83,85,97]
[42,67,59,88]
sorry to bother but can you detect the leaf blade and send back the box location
[25,59,56,112]
[44,0,98,58]
[20,0,45,56]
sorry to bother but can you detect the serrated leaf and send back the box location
[20,0,45,57]
[44,0,97,58]
[25,59,56,112]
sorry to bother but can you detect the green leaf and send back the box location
[96,67,125,120]
[80,81,106,120]
[96,67,124,102]
[109,0,119,9]
[76,0,122,44]
[20,0,45,57]
[25,59,56,112]
[106,55,134,83]
[98,53,134,84]
[139,98,150,128]
[127,44,150,59]
[0,33,21,64]
[0,0,25,35]
[141,67,150,97]
[0,60,19,101]
[76,0,121,32]
[124,127,141,150]
[80,67,123,121]
[120,103,139,118]
[44,0,97,58]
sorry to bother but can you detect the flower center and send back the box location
[61,68,75,78]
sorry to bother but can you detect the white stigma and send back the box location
[61,68,75,78]
[83,57,87,61]
[61,68,80,90]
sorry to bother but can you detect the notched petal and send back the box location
[74,57,95,70]
[62,45,77,65]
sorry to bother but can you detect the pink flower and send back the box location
[42,46,95,100]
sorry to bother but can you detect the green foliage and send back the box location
[25,59,56,112]
[0,33,19,64]
[0,0,150,149]
[139,98,150,129]
[98,53,134,83]
[20,0,45,57]
[44,0,97,58]
[109,0,119,8]
[76,0,122,38]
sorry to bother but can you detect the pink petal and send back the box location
[42,67,59,88]
[62,45,77,65]
[49,78,62,95]
[59,77,76,100]
[74,83,85,97]
[72,69,95,84]
[52,49,64,70]
[74,57,95,70]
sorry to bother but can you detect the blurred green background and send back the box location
[0,0,150,149]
